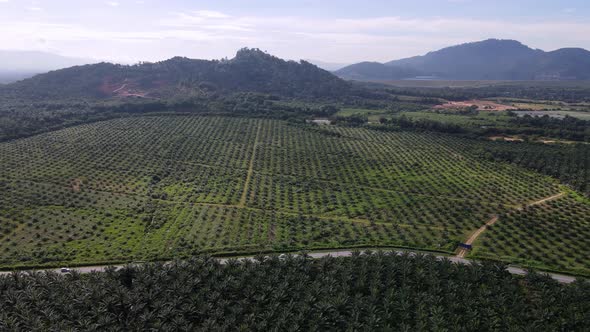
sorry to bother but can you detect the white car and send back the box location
[60,267,71,273]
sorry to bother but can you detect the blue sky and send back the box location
[1,0,589,63]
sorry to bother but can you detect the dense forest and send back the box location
[1,253,589,331]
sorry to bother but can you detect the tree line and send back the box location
[1,253,588,331]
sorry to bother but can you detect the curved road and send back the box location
[0,249,579,284]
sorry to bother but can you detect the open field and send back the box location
[0,115,578,270]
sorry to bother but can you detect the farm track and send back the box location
[457,216,498,258]
[3,174,563,248]
[457,191,566,258]
[1,116,571,273]
[239,123,262,208]
[522,192,566,209]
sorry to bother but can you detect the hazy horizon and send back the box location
[0,0,589,65]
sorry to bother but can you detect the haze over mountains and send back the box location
[335,39,590,81]
[305,60,349,72]
[3,39,590,99]
[0,50,97,83]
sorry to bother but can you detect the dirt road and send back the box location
[457,192,567,258]
[457,215,498,258]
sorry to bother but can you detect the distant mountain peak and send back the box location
[335,39,590,81]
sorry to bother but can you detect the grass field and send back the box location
[0,115,580,270]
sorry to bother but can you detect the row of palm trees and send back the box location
[1,252,588,331]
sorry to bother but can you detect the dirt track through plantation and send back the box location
[239,123,262,208]
[457,192,566,258]
[457,215,498,258]
[522,192,566,209]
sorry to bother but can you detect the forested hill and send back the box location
[336,39,590,81]
[0,48,351,101]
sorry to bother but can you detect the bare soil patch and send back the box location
[488,136,524,142]
[100,78,150,98]
[435,100,516,111]
[70,178,83,192]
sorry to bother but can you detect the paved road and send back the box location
[0,249,579,284]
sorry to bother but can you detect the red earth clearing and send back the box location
[435,100,517,111]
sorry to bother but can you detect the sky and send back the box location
[1,0,589,64]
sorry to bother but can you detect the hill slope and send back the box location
[336,39,590,81]
[0,48,350,101]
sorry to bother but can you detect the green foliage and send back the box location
[378,110,589,141]
[473,195,590,275]
[0,48,351,102]
[339,39,590,82]
[0,253,589,331]
[0,116,566,268]
[473,141,590,195]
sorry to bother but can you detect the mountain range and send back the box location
[335,39,590,81]
[3,40,590,101]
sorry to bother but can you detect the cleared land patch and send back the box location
[435,100,516,111]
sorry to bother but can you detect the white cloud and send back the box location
[1,10,590,63]
[106,1,119,7]
[194,10,230,19]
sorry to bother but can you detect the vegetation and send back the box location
[1,45,589,329]
[337,39,590,81]
[473,195,590,275]
[373,111,590,141]
[0,48,351,102]
[472,141,590,196]
[0,116,566,268]
[1,253,589,331]
[0,93,343,142]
